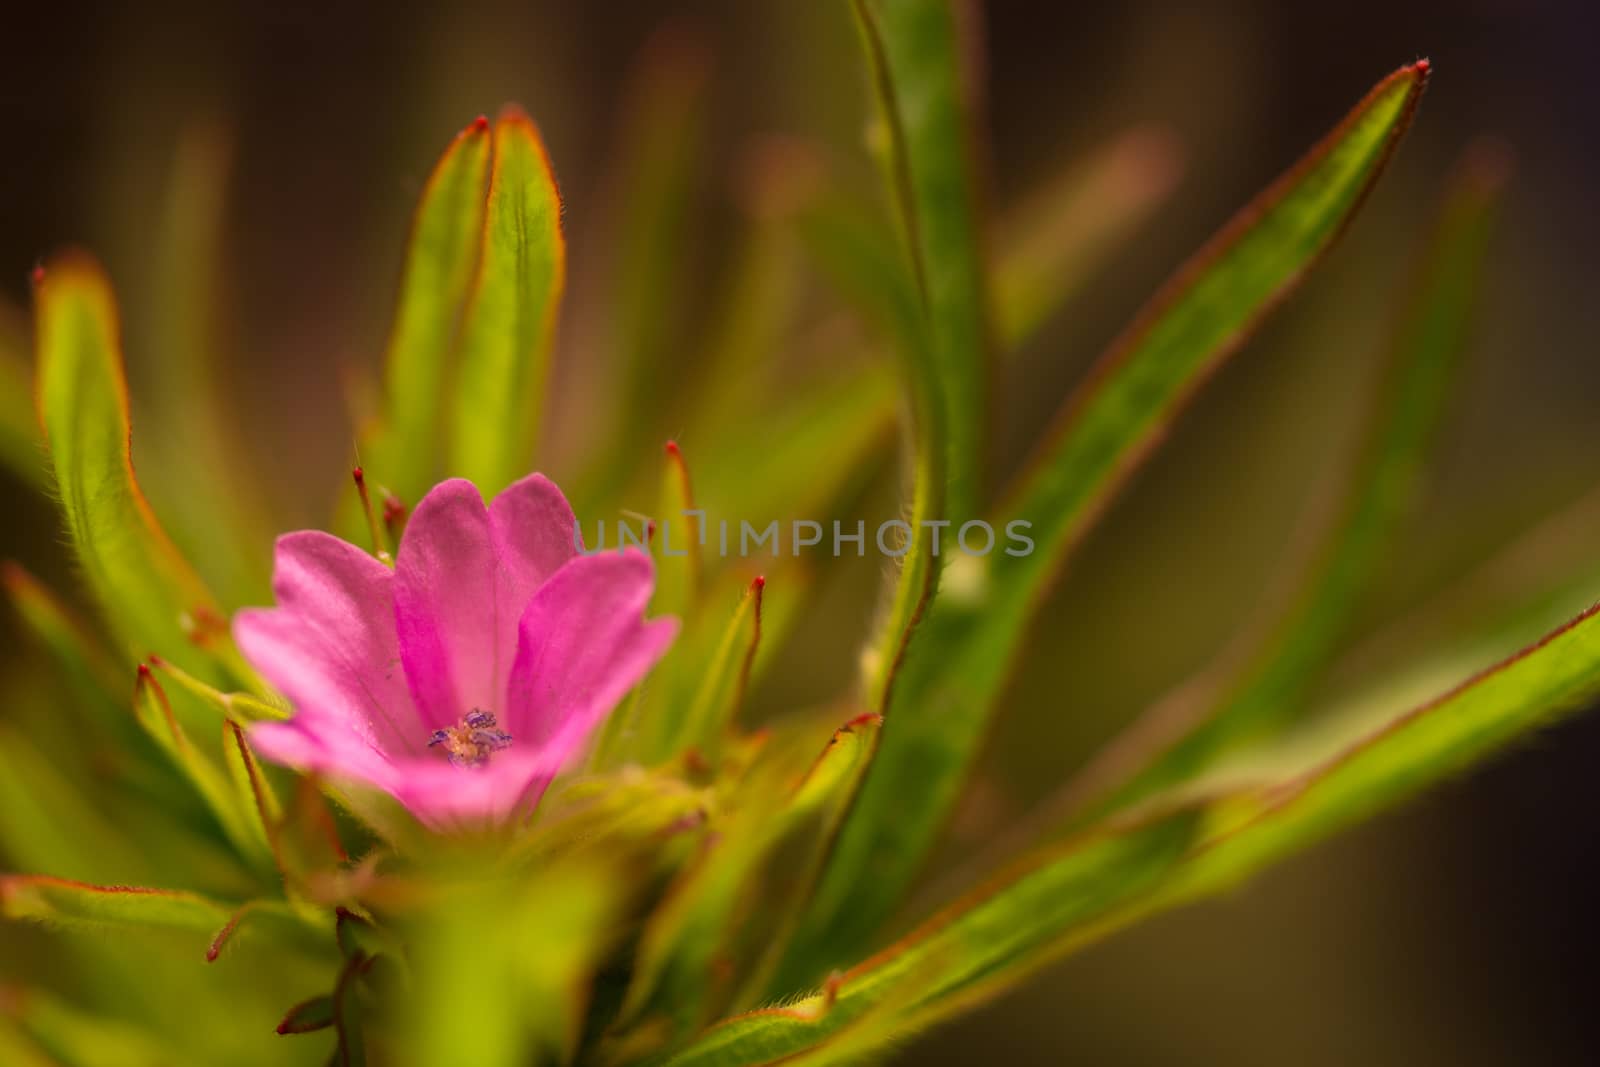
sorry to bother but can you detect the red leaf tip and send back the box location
[1413,58,1431,76]
[352,466,365,482]
[664,439,681,456]
[136,663,152,677]
[751,575,766,590]
[472,115,490,133]
[29,265,44,286]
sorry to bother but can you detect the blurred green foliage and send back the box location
[3,4,1599,1066]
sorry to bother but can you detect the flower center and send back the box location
[427,709,513,768]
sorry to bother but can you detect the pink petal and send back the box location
[395,475,582,731]
[250,715,403,796]
[505,548,678,754]
[388,748,565,830]
[394,479,501,731]
[234,532,420,755]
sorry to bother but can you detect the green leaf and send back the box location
[615,714,883,1048]
[1062,137,1509,822]
[358,116,492,509]
[608,566,806,771]
[33,252,242,684]
[0,876,234,934]
[448,106,565,496]
[1173,597,1600,896]
[276,995,336,1036]
[662,811,1195,1066]
[994,124,1184,349]
[652,441,703,622]
[678,588,1600,1062]
[659,575,765,763]
[133,666,274,872]
[853,0,990,525]
[792,62,1431,978]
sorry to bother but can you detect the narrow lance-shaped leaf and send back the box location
[662,811,1196,1067]
[133,666,275,873]
[654,440,703,620]
[1059,137,1510,823]
[32,253,244,685]
[634,575,766,766]
[793,155,950,719]
[276,995,336,1036]
[0,876,236,934]
[790,62,1430,979]
[448,107,565,495]
[853,0,991,525]
[614,714,883,1049]
[678,587,1600,1065]
[358,116,492,510]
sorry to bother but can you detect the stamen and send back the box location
[427,708,513,768]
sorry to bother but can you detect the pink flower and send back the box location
[235,474,677,829]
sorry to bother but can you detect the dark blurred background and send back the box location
[3,1,1599,1063]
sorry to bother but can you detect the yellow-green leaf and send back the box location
[33,253,240,684]
[793,61,1430,979]
[448,106,565,495]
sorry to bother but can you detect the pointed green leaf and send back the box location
[358,116,492,509]
[609,567,805,771]
[666,575,765,762]
[1066,137,1509,822]
[662,811,1195,1066]
[1174,596,1600,896]
[794,62,1430,977]
[794,199,945,715]
[0,876,235,934]
[133,667,273,871]
[276,995,337,1036]
[616,715,883,1047]
[695,580,1600,1065]
[853,0,990,525]
[448,106,565,495]
[653,441,702,621]
[33,252,241,683]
